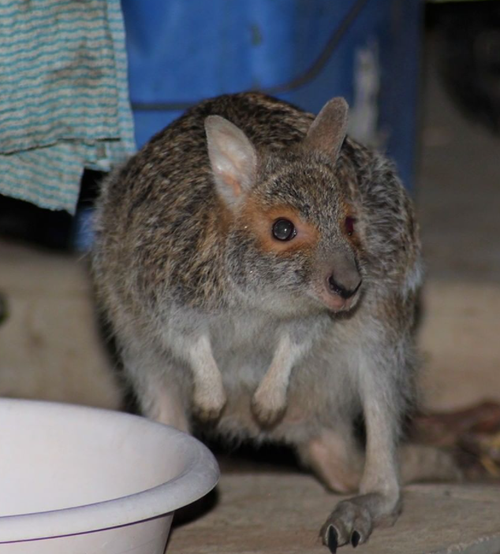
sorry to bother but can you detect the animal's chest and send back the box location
[206,310,333,396]
[209,313,277,388]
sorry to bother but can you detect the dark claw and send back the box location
[351,530,361,548]
[327,526,338,553]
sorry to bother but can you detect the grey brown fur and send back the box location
[92,92,456,550]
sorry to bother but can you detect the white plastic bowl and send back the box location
[0,398,219,553]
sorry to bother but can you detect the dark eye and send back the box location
[345,216,356,236]
[272,218,296,241]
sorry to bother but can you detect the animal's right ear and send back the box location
[205,116,257,208]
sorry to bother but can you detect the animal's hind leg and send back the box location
[319,356,403,552]
[297,424,363,494]
[298,428,462,495]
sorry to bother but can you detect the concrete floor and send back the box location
[0,33,499,554]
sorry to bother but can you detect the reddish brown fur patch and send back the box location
[241,198,319,255]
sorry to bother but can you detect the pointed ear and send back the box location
[303,97,348,163]
[205,115,257,207]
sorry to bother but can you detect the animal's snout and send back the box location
[327,273,361,299]
[315,249,362,312]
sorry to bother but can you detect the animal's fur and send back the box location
[92,92,454,549]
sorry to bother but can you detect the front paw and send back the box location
[193,383,227,421]
[251,384,287,427]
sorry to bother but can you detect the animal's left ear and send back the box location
[303,97,348,163]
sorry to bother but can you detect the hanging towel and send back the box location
[0,0,136,214]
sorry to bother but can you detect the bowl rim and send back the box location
[0,398,219,543]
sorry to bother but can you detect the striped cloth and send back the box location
[0,0,136,213]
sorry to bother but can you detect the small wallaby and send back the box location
[92,92,458,551]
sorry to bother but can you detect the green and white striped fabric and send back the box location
[0,0,136,213]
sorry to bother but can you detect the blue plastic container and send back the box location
[121,0,422,189]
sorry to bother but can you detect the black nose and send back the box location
[328,274,362,299]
